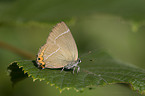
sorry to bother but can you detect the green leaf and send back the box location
[8,50,145,94]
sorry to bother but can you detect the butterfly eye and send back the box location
[79,60,81,63]
[78,59,81,63]
[38,58,41,60]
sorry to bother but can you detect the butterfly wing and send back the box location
[37,22,78,68]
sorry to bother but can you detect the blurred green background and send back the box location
[0,0,145,96]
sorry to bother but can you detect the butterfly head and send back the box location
[77,58,81,63]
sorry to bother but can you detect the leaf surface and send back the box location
[8,50,145,94]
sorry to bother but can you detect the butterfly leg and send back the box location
[73,67,76,74]
[60,67,65,73]
[77,66,80,73]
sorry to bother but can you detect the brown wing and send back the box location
[37,22,78,68]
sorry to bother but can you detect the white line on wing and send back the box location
[45,47,60,60]
[54,29,70,44]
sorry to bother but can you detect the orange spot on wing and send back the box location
[40,65,45,69]
[37,47,46,67]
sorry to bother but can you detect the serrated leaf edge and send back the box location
[8,61,145,94]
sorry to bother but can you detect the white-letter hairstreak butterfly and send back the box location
[36,22,81,73]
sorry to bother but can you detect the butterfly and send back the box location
[36,22,81,73]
